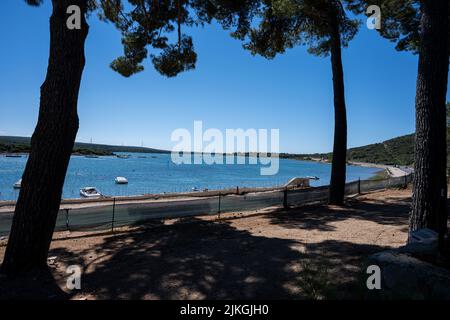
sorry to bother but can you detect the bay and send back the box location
[0,153,379,201]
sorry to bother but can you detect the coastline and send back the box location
[0,153,408,207]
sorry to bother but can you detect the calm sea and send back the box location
[0,153,379,201]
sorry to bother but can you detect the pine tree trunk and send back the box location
[410,0,449,249]
[1,0,89,276]
[328,13,348,205]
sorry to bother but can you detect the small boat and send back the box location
[116,154,131,159]
[115,176,128,184]
[192,187,199,192]
[80,187,102,198]
[13,179,22,189]
[306,176,320,180]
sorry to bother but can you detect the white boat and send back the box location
[192,187,199,192]
[80,187,102,198]
[306,176,320,180]
[115,176,128,184]
[13,179,22,189]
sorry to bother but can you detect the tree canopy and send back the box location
[244,0,359,59]
[27,0,219,78]
[202,1,361,59]
[346,0,449,55]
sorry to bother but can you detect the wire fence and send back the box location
[0,174,413,237]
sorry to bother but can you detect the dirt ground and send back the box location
[0,188,413,300]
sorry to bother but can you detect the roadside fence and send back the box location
[0,174,413,236]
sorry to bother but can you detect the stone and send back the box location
[399,228,438,257]
[366,250,450,299]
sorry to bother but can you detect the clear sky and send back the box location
[0,1,449,154]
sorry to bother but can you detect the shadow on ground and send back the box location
[266,196,411,232]
[0,194,413,300]
[0,268,69,299]
[48,219,389,299]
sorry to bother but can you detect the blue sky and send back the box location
[0,1,448,154]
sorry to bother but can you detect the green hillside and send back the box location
[288,103,450,167]
[0,136,170,156]
[281,134,414,166]
[289,131,450,168]
[346,134,415,166]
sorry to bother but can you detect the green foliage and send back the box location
[151,37,197,77]
[346,0,449,55]
[347,134,415,165]
[291,114,450,168]
[209,0,361,59]
[98,0,203,77]
[24,0,43,6]
[26,0,205,78]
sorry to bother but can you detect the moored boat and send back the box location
[80,187,102,198]
[13,179,22,189]
[115,176,129,184]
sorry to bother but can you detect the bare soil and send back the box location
[0,188,414,300]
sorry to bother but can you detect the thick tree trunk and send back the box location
[1,0,89,276]
[328,14,348,205]
[410,0,449,250]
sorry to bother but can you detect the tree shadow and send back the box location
[1,194,413,300]
[266,196,411,232]
[0,267,70,300]
[44,217,389,300]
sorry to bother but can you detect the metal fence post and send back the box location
[218,192,221,220]
[283,187,288,209]
[111,197,116,233]
[65,208,70,231]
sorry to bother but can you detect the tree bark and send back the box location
[328,12,348,205]
[410,0,449,250]
[1,0,89,276]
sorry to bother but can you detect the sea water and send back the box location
[0,153,379,201]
